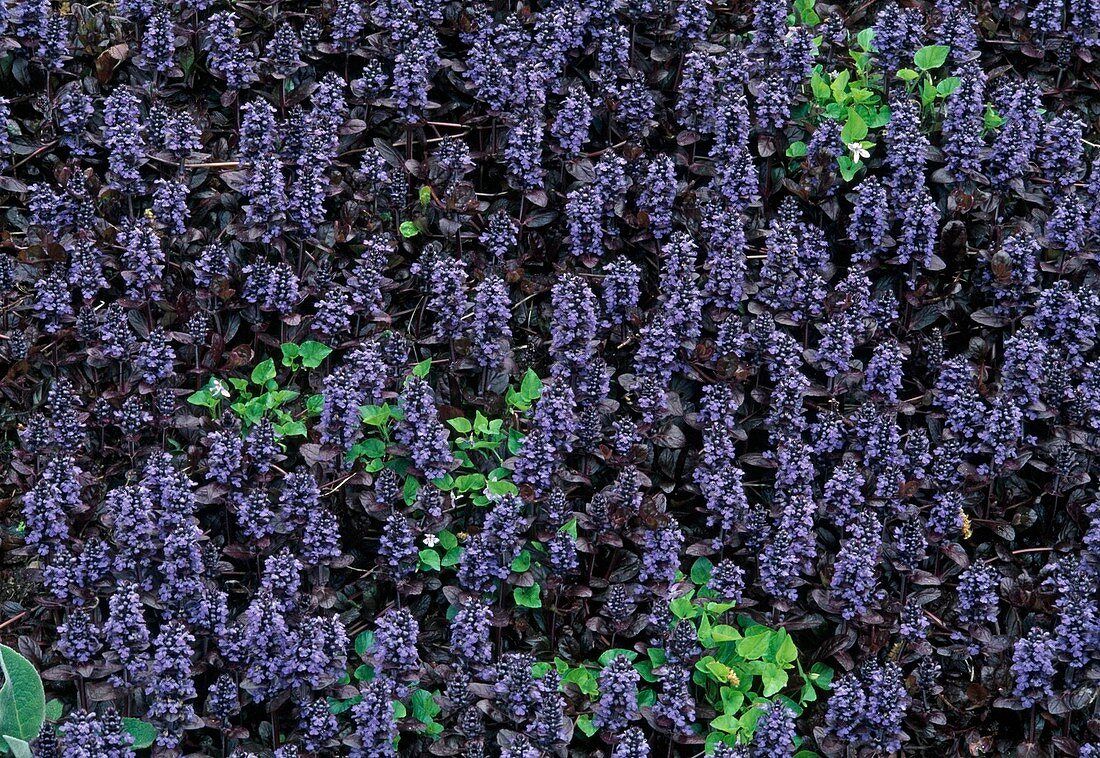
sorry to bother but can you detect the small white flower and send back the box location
[422,533,440,548]
[211,379,230,398]
[847,142,870,162]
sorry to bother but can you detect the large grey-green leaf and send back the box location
[2,735,32,758]
[0,645,45,749]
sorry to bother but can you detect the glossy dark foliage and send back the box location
[0,0,1099,755]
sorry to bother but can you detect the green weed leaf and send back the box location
[447,417,473,434]
[513,585,541,608]
[914,44,950,71]
[840,108,868,143]
[120,719,157,749]
[514,585,541,607]
[298,341,333,368]
[250,358,276,385]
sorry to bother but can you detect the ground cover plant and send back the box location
[0,0,1098,754]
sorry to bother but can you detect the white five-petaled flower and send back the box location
[848,142,870,162]
[211,379,230,398]
[422,533,440,548]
